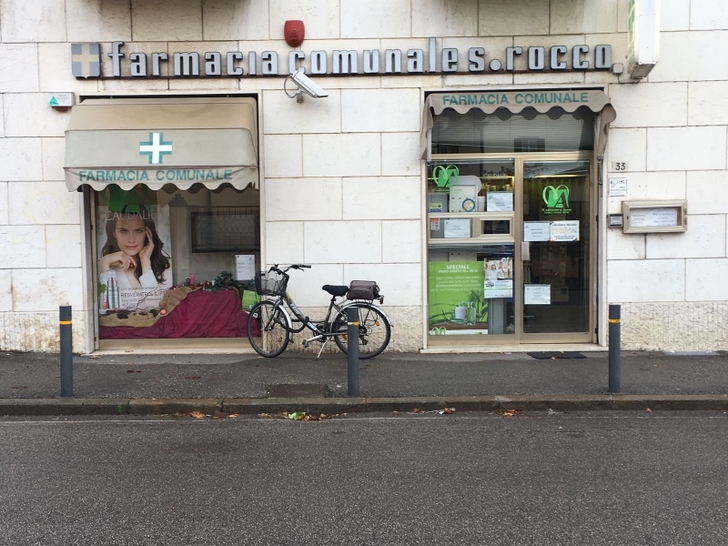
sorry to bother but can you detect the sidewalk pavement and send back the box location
[1,350,727,416]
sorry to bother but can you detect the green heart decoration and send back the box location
[431,165,459,189]
[542,184,569,209]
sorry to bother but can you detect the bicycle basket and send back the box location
[255,271,288,296]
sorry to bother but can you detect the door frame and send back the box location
[425,150,597,348]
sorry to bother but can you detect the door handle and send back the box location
[521,241,530,261]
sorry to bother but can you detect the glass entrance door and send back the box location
[519,160,593,340]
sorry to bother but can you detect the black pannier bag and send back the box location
[347,280,380,300]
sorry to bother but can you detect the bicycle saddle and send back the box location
[322,284,350,297]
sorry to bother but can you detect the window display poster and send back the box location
[484,258,513,298]
[95,186,172,326]
[428,261,488,329]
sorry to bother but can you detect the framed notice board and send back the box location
[621,200,687,234]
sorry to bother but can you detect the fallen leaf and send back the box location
[412,407,423,414]
[645,407,652,413]
[438,407,456,415]
[497,408,521,417]
[189,411,206,419]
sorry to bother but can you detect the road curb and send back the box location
[1,394,727,416]
[0,398,129,416]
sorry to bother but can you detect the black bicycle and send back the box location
[245,264,393,359]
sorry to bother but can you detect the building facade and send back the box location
[0,0,726,354]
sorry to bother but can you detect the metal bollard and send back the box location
[60,305,73,397]
[608,304,620,393]
[346,306,360,396]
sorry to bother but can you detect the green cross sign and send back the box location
[139,132,173,164]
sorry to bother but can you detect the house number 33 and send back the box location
[611,161,629,171]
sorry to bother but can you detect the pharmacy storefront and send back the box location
[60,37,617,353]
[422,90,615,347]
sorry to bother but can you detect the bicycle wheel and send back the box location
[247,300,290,357]
[333,303,391,359]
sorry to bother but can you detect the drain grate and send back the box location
[268,384,327,398]
[527,351,586,360]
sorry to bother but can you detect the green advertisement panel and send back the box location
[428,261,488,333]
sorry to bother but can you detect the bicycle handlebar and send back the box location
[269,264,311,274]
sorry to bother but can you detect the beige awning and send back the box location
[421,89,616,159]
[64,97,259,192]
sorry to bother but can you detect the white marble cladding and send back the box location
[8,181,81,225]
[608,259,686,303]
[621,302,728,351]
[0,182,7,225]
[0,311,87,352]
[0,44,39,92]
[646,127,726,172]
[3,93,69,137]
[0,0,66,43]
[66,0,132,42]
[0,0,727,353]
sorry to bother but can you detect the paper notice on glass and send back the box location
[486,191,514,212]
[524,284,551,305]
[630,207,678,227]
[443,218,471,238]
[523,221,551,242]
[550,220,580,242]
[235,254,256,281]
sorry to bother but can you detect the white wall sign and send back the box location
[627,0,660,78]
[609,177,628,197]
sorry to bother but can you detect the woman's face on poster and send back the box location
[114,217,147,257]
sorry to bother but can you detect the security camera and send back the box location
[285,68,328,102]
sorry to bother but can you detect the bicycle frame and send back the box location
[262,290,393,356]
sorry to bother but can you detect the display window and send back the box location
[424,92,609,345]
[93,183,260,341]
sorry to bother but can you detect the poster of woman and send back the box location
[97,203,172,314]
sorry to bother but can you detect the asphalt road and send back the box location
[1,411,727,545]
